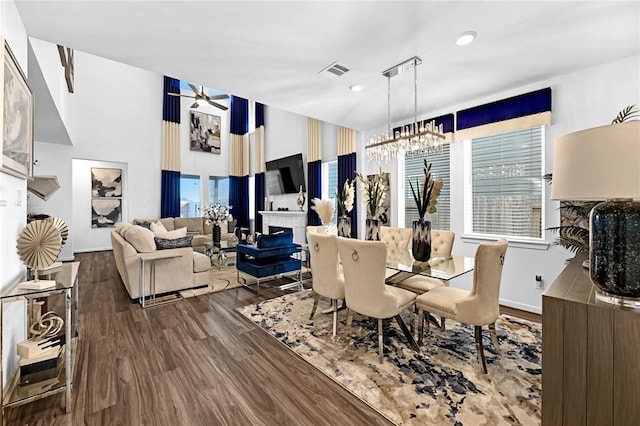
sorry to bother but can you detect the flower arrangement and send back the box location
[201,203,233,227]
[409,158,443,220]
[311,198,335,224]
[355,168,387,219]
[336,178,355,217]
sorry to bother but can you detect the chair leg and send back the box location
[474,325,488,374]
[394,315,420,352]
[408,304,415,334]
[345,309,353,333]
[417,309,425,346]
[378,318,384,363]
[489,322,501,354]
[332,299,338,337]
[440,317,446,330]
[308,293,319,321]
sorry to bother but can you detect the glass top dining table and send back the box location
[385,251,475,281]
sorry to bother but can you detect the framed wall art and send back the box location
[91,167,122,197]
[190,110,221,154]
[91,198,122,228]
[1,38,34,180]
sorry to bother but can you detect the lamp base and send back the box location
[590,199,640,299]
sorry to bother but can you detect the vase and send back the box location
[213,224,222,249]
[337,216,351,238]
[297,185,306,212]
[412,219,432,261]
[365,218,380,241]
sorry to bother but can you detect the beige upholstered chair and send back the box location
[379,226,412,280]
[415,239,508,373]
[306,232,345,336]
[336,237,419,363]
[393,229,456,295]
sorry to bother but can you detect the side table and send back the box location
[139,251,181,308]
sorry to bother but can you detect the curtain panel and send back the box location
[161,76,181,218]
[307,160,322,226]
[229,96,250,227]
[338,152,357,238]
[255,102,266,232]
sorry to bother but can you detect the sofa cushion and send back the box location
[256,232,293,249]
[155,235,193,250]
[193,252,211,273]
[150,221,169,234]
[124,226,156,253]
[154,227,187,239]
[115,222,132,237]
[191,234,211,248]
[175,217,204,234]
[160,218,175,231]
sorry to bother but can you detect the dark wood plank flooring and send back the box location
[7,251,540,425]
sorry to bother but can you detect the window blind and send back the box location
[404,145,451,230]
[328,161,338,225]
[468,127,543,238]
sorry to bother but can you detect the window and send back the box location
[464,126,544,239]
[321,160,338,225]
[404,145,451,230]
[180,174,201,218]
[209,176,229,206]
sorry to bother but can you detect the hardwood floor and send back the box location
[7,251,540,425]
[7,251,392,425]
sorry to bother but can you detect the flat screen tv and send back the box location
[265,153,305,195]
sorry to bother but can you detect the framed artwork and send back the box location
[91,198,122,228]
[91,167,122,197]
[1,39,34,180]
[368,172,391,225]
[190,110,221,154]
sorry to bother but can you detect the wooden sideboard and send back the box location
[542,253,640,425]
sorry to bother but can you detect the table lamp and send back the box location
[551,120,640,306]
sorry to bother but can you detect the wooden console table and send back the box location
[542,253,640,425]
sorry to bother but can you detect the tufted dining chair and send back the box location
[336,237,419,363]
[415,239,508,373]
[379,226,412,280]
[306,232,345,336]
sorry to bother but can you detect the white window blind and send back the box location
[404,145,451,230]
[465,126,544,238]
[321,160,339,225]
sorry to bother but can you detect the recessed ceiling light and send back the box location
[455,31,478,46]
[349,84,363,92]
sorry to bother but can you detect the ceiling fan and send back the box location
[169,83,229,110]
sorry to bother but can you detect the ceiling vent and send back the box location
[319,61,350,78]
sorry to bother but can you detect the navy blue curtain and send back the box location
[229,95,250,227]
[338,152,357,238]
[161,76,181,217]
[457,87,552,131]
[307,160,322,226]
[255,172,265,233]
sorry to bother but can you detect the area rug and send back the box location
[179,267,242,298]
[236,291,541,425]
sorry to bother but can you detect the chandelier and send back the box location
[366,56,445,163]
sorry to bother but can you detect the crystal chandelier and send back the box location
[366,56,445,163]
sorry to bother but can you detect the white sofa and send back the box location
[111,222,212,300]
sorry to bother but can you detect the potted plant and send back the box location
[355,168,387,240]
[335,178,355,237]
[311,198,335,226]
[202,203,233,248]
[408,159,443,261]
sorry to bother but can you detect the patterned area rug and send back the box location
[237,291,541,425]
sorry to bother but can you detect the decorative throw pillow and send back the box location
[123,225,156,253]
[150,220,169,234]
[256,232,293,249]
[137,222,152,229]
[154,235,193,250]
[154,227,187,239]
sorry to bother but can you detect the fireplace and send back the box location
[269,226,293,234]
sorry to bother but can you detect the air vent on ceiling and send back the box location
[319,61,350,78]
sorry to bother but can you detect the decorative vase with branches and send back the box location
[336,178,355,237]
[355,169,387,240]
[408,158,444,261]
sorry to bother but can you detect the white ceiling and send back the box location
[15,1,640,131]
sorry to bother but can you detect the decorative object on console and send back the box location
[365,56,445,163]
[2,39,34,180]
[296,185,306,211]
[356,168,387,240]
[336,177,355,238]
[409,158,443,261]
[16,220,62,289]
[551,114,640,306]
[311,198,335,226]
[202,203,233,248]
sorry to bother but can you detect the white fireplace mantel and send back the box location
[259,211,307,245]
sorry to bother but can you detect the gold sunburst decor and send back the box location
[44,216,69,247]
[16,220,62,289]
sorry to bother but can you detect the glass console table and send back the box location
[0,262,79,424]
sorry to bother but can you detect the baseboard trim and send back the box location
[74,247,112,253]
[499,298,541,315]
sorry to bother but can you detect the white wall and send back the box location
[358,54,640,313]
[0,0,30,386]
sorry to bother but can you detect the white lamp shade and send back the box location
[551,121,640,201]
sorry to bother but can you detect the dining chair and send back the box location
[336,237,419,363]
[306,232,345,336]
[379,226,412,280]
[415,239,508,373]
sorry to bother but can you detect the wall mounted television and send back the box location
[265,153,305,195]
